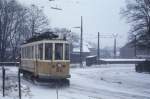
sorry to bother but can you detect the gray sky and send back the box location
[17,0,130,48]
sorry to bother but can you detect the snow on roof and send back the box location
[73,42,90,53]
[86,55,97,58]
[73,47,90,53]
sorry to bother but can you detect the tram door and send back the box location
[55,43,63,75]
[45,43,53,75]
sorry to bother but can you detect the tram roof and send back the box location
[25,31,60,43]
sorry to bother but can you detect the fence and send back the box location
[86,55,97,66]
[0,62,21,99]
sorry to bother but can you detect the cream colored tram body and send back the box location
[20,33,70,80]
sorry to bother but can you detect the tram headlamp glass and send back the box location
[57,63,62,67]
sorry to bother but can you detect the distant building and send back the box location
[70,42,90,63]
[89,47,113,58]
[120,42,150,58]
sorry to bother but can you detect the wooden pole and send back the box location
[2,66,5,97]
[18,68,21,99]
[80,16,83,68]
[134,35,137,57]
[56,81,59,99]
[97,32,100,62]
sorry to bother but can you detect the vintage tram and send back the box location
[20,32,70,84]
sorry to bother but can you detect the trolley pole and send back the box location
[97,32,100,63]
[80,16,83,68]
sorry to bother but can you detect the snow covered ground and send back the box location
[0,64,150,99]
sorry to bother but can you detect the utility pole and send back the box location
[97,32,100,62]
[2,66,5,97]
[113,34,118,58]
[134,35,137,57]
[72,16,83,67]
[18,68,21,99]
[80,16,83,68]
[114,37,116,58]
[31,20,35,36]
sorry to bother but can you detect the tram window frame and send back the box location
[55,43,63,60]
[38,44,43,60]
[65,44,70,60]
[45,43,53,60]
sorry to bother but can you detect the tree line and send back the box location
[0,0,79,61]
[0,0,49,61]
[122,0,150,50]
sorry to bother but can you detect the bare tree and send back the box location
[0,0,27,61]
[53,28,79,43]
[7,1,29,60]
[121,0,150,48]
[0,0,51,61]
[27,4,50,37]
[53,28,79,52]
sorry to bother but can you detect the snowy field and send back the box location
[0,64,150,99]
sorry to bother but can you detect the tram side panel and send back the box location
[35,61,51,77]
[21,60,70,79]
[35,61,70,79]
[49,61,70,78]
[21,60,35,74]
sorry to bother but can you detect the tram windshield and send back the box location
[45,43,52,60]
[38,44,43,60]
[55,43,63,60]
[65,44,69,60]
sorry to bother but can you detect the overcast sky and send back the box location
[17,0,130,48]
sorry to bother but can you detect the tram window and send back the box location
[22,48,24,58]
[55,43,63,60]
[21,48,23,58]
[26,47,28,58]
[29,47,31,59]
[25,47,27,58]
[38,44,43,60]
[45,43,52,60]
[65,44,69,60]
[31,46,34,59]
[23,48,25,58]
[28,46,30,58]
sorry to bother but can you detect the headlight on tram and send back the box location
[57,63,62,67]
